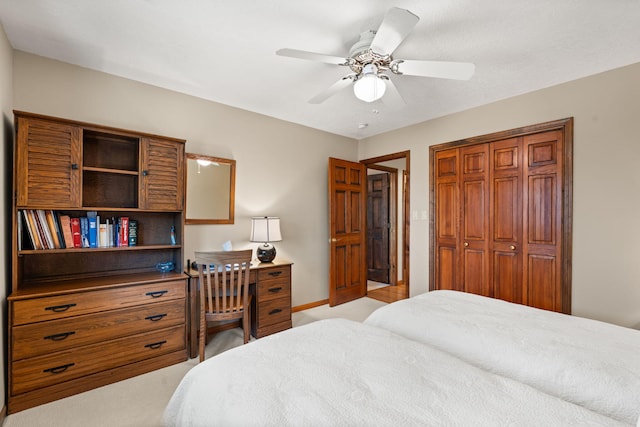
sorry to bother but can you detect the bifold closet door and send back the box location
[433,127,566,313]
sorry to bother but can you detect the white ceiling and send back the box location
[0,0,639,140]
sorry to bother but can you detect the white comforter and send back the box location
[164,318,625,426]
[365,290,640,425]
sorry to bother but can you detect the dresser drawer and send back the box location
[257,296,291,327]
[11,325,185,395]
[12,300,185,361]
[257,278,291,302]
[257,266,290,283]
[12,280,186,325]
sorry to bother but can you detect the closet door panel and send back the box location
[490,138,522,303]
[523,130,563,311]
[434,149,460,291]
[461,145,490,296]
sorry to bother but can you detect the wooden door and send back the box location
[140,137,185,210]
[367,173,390,284]
[490,137,524,304]
[328,158,367,306]
[461,144,490,296]
[434,148,460,291]
[430,119,572,314]
[15,117,82,208]
[522,130,564,311]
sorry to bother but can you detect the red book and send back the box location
[119,217,129,247]
[59,215,75,249]
[70,217,82,248]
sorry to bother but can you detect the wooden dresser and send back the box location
[8,111,188,413]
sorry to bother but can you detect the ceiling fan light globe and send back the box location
[353,74,386,102]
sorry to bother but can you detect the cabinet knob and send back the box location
[70,163,78,170]
[463,242,469,247]
[142,170,149,176]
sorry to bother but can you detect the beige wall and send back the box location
[0,22,12,413]
[12,51,358,308]
[359,62,640,328]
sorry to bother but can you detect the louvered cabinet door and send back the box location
[140,137,185,210]
[15,117,82,208]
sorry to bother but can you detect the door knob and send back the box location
[330,238,337,243]
[510,245,516,250]
[463,242,469,247]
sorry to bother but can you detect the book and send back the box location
[128,219,138,246]
[87,211,98,248]
[22,210,38,250]
[99,222,108,248]
[33,210,52,249]
[59,215,75,249]
[45,210,62,249]
[80,217,89,248]
[70,217,82,248]
[119,217,129,247]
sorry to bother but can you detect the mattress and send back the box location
[164,318,626,426]
[365,290,640,425]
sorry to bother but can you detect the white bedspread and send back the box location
[164,318,626,426]
[365,290,640,425]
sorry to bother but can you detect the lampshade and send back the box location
[250,217,282,243]
[353,64,386,102]
[250,217,282,263]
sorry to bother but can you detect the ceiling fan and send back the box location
[276,7,475,106]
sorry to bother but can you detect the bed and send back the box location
[365,290,640,425]
[164,317,630,426]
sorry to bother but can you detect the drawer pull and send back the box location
[145,313,167,322]
[45,303,77,312]
[145,290,168,298]
[44,363,75,374]
[269,308,283,315]
[145,340,167,350]
[268,287,283,293]
[44,331,76,341]
[268,271,282,277]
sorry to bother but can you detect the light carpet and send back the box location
[3,297,386,427]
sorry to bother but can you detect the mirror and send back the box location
[185,153,236,224]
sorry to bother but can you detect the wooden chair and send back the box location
[195,249,253,362]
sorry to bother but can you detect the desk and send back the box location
[185,259,293,358]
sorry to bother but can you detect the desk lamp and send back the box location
[250,216,282,262]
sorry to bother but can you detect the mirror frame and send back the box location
[185,153,236,225]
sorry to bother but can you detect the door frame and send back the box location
[428,118,573,313]
[361,151,410,297]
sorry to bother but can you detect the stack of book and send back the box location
[19,210,138,250]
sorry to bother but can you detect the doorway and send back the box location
[362,152,409,303]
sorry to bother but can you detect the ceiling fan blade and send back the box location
[394,59,476,80]
[308,75,355,104]
[276,48,350,66]
[370,7,419,55]
[380,76,405,109]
